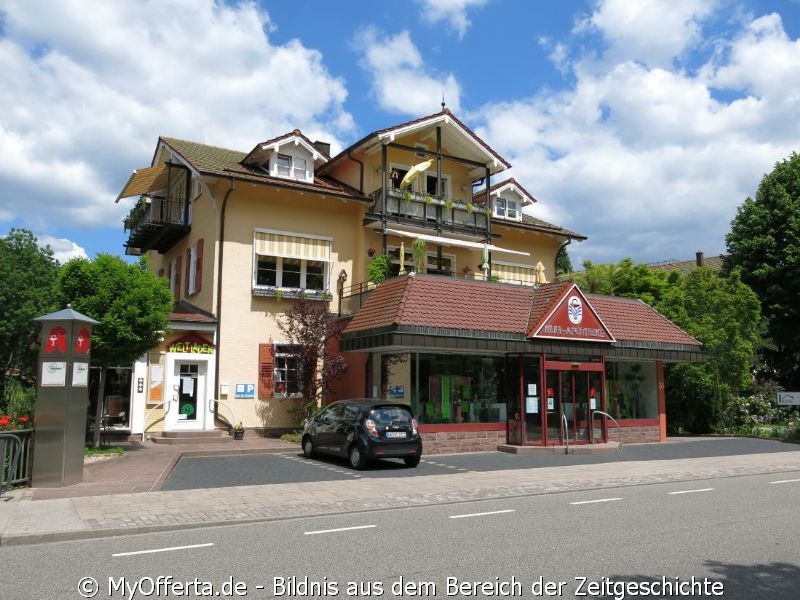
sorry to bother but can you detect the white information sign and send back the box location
[527,383,537,396]
[777,392,800,405]
[526,396,539,414]
[42,362,67,386]
[72,362,89,387]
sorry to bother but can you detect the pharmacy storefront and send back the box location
[340,276,703,451]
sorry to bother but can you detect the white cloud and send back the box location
[37,235,88,263]
[574,0,720,68]
[0,0,353,241]
[415,0,491,39]
[355,28,461,116]
[474,1,800,265]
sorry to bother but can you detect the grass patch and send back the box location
[280,432,301,443]
[84,445,124,457]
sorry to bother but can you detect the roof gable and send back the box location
[240,129,329,169]
[528,283,615,343]
[323,109,510,178]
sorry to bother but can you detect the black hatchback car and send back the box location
[301,399,422,469]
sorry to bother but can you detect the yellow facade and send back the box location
[120,111,583,435]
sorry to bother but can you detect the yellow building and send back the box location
[115,109,701,450]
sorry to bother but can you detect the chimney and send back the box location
[314,140,331,157]
[696,251,704,267]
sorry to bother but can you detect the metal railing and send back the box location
[562,412,570,454]
[592,410,623,453]
[1,430,32,493]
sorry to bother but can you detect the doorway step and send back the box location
[497,442,620,455]
[150,430,232,445]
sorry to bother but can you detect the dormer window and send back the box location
[276,154,291,177]
[274,154,309,180]
[495,197,519,220]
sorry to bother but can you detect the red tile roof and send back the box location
[345,275,536,335]
[169,301,217,324]
[344,276,701,349]
[586,295,701,346]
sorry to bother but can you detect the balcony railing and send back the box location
[123,193,190,254]
[367,188,490,236]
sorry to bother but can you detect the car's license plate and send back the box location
[385,431,407,439]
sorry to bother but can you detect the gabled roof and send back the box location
[343,275,701,352]
[240,129,330,168]
[527,282,615,343]
[321,108,511,177]
[473,178,537,205]
[157,137,367,202]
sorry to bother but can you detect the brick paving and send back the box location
[1,438,799,546]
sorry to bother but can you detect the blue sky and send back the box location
[2,0,800,267]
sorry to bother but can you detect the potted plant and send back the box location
[233,422,244,440]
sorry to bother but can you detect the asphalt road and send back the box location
[161,437,800,490]
[2,470,798,599]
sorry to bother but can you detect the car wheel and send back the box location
[403,455,421,468]
[348,444,366,469]
[302,436,315,458]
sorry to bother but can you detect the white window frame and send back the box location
[276,154,292,177]
[293,157,307,179]
[273,344,302,398]
[494,197,520,221]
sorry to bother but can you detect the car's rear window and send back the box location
[369,407,413,425]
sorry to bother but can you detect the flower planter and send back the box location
[233,429,244,440]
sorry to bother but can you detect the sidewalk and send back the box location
[2,438,800,546]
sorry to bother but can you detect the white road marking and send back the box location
[113,543,214,557]
[449,509,515,519]
[669,488,714,495]
[770,478,800,484]
[304,525,377,536]
[570,498,622,505]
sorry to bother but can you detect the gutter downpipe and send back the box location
[347,149,364,193]
[214,177,236,425]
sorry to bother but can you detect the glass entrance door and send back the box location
[544,366,606,445]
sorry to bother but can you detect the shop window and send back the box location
[605,361,657,419]
[409,354,508,425]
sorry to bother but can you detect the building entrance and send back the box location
[511,356,606,446]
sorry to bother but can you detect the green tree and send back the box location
[55,254,173,447]
[0,229,59,413]
[723,151,800,388]
[275,295,348,426]
[555,246,573,277]
[572,258,677,304]
[658,268,761,432]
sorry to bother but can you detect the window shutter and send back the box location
[185,247,191,295]
[195,239,203,293]
[174,255,182,302]
[258,343,275,400]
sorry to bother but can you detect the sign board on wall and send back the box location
[236,384,255,399]
[777,392,800,405]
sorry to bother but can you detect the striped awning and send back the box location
[115,165,170,202]
[254,232,331,261]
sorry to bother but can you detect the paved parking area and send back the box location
[161,437,799,491]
